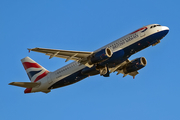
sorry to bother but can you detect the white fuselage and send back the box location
[31,24,169,93]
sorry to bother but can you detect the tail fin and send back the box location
[21,57,49,82]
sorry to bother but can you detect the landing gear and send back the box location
[100,67,107,76]
[98,66,110,77]
[152,40,160,46]
[96,64,110,77]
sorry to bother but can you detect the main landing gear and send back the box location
[96,65,110,77]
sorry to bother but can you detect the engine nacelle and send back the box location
[81,66,99,76]
[89,48,113,65]
[124,57,147,74]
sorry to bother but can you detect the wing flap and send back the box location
[111,59,139,78]
[46,53,80,61]
[110,59,130,73]
[29,47,94,67]
[9,82,40,88]
[129,71,139,77]
[29,48,93,59]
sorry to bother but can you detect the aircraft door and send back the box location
[140,27,147,37]
[140,31,145,37]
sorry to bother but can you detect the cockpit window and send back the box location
[150,25,161,28]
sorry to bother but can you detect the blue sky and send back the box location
[1,0,180,120]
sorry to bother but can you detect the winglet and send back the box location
[27,48,31,53]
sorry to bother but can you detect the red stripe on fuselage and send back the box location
[22,62,42,70]
[34,70,49,82]
[130,27,146,34]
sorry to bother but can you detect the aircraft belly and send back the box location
[48,70,88,89]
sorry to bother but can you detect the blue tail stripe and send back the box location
[27,70,42,79]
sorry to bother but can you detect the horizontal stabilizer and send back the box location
[9,82,40,88]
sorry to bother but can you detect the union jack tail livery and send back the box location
[21,57,49,82]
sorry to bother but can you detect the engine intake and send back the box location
[124,57,147,74]
[89,48,113,65]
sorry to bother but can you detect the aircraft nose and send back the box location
[162,26,169,31]
[161,26,169,36]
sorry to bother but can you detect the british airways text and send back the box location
[112,33,139,50]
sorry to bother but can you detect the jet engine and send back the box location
[123,57,147,74]
[88,48,113,65]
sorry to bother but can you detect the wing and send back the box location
[9,82,40,88]
[110,59,130,73]
[110,59,139,78]
[28,47,94,67]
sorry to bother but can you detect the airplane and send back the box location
[9,24,169,93]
